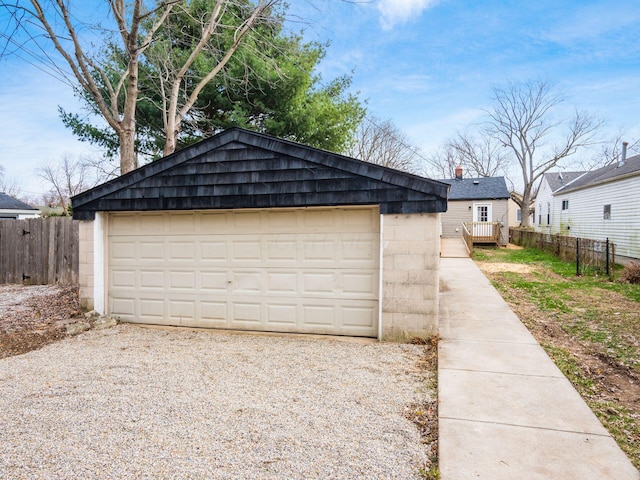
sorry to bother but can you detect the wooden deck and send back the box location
[462,222,502,251]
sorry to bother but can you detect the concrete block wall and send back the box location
[381,212,440,340]
[78,220,94,310]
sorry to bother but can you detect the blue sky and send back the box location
[1,0,639,198]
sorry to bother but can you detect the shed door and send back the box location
[107,207,380,337]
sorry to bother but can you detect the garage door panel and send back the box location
[169,214,196,233]
[341,305,377,328]
[232,211,263,232]
[266,239,298,261]
[169,271,196,290]
[110,240,136,260]
[139,298,165,319]
[303,209,337,231]
[266,210,299,232]
[168,241,196,260]
[200,271,229,292]
[342,238,377,262]
[266,304,297,325]
[140,241,165,260]
[303,272,336,294]
[139,270,165,289]
[201,241,227,261]
[169,300,195,322]
[200,301,228,324]
[342,272,377,295]
[111,297,136,319]
[303,304,336,327]
[231,271,262,293]
[232,241,262,261]
[267,272,298,294]
[108,208,380,337]
[233,302,262,323]
[111,269,136,288]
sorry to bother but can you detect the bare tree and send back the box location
[345,117,421,173]
[580,132,640,170]
[485,81,601,227]
[422,143,458,179]
[38,155,98,213]
[2,0,281,174]
[0,177,21,198]
[422,133,508,179]
[448,132,510,177]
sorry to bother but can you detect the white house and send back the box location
[535,151,640,263]
[534,171,585,232]
[0,192,40,219]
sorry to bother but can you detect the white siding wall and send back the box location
[534,178,554,233]
[559,176,640,260]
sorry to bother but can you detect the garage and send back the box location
[108,207,379,336]
[72,128,448,339]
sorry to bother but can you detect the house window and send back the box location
[547,203,551,225]
[477,205,488,222]
[516,208,522,223]
[562,200,569,210]
[538,204,542,225]
[604,204,611,220]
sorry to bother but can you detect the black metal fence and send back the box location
[510,228,616,276]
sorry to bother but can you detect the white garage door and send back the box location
[108,207,380,337]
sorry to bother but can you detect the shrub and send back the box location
[619,262,640,284]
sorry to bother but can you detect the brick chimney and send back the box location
[455,165,463,180]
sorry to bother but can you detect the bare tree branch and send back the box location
[484,80,602,226]
[345,116,421,173]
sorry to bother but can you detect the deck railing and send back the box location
[463,222,502,246]
[461,222,473,252]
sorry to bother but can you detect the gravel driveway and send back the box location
[0,325,432,479]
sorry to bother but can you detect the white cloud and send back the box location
[377,0,439,29]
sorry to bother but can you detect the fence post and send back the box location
[606,238,610,277]
[576,237,581,276]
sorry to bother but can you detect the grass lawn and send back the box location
[473,246,640,469]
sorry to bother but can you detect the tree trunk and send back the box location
[163,113,179,157]
[119,51,139,174]
[519,188,533,228]
[119,127,137,174]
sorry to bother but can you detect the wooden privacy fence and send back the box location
[0,217,79,285]
[510,228,616,276]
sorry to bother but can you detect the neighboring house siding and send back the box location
[442,199,509,245]
[508,198,520,228]
[534,178,554,232]
[559,176,640,260]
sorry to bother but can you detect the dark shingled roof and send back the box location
[72,127,450,220]
[557,153,640,194]
[438,176,510,201]
[0,192,37,211]
[542,171,586,192]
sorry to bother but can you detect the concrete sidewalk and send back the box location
[438,257,639,479]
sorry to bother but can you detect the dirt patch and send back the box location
[480,263,640,467]
[494,279,640,409]
[479,262,536,274]
[406,335,439,478]
[0,284,82,358]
